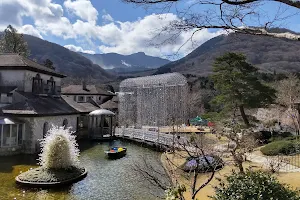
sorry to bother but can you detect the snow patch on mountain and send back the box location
[121,60,132,67]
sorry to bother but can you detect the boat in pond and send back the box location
[105,147,127,159]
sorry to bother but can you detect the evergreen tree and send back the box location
[211,52,276,126]
[44,59,55,70]
[0,25,30,57]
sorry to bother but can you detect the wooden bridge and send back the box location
[115,128,188,147]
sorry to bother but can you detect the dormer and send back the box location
[0,53,66,95]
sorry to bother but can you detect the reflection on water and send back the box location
[0,140,167,200]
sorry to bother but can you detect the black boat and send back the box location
[105,147,127,159]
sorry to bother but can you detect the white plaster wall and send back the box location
[0,70,25,90]
[20,115,79,153]
[0,93,9,103]
[24,70,62,92]
[67,94,105,103]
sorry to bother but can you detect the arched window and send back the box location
[62,119,68,129]
[32,74,43,94]
[47,77,56,94]
[43,122,49,138]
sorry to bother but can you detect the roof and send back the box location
[0,53,66,78]
[120,72,187,88]
[61,85,114,96]
[62,95,100,113]
[89,109,115,116]
[100,100,118,110]
[0,86,17,94]
[0,93,79,116]
[0,117,23,124]
[0,92,102,116]
[111,96,118,103]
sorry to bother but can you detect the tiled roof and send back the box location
[100,100,118,110]
[1,92,100,116]
[0,53,66,78]
[61,85,114,95]
[62,95,100,113]
[1,95,79,116]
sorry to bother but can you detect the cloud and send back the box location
[64,44,95,54]
[0,0,223,58]
[102,14,114,22]
[19,24,43,39]
[64,0,98,24]
[97,13,224,58]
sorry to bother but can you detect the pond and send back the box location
[0,140,167,200]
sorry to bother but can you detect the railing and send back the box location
[115,127,187,147]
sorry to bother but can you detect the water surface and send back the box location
[0,140,166,200]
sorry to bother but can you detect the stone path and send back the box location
[245,153,300,173]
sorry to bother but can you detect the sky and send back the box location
[0,0,299,60]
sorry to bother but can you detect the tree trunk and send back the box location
[239,105,249,127]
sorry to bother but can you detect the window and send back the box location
[32,74,43,94]
[98,96,101,101]
[11,125,17,146]
[87,96,93,101]
[18,124,23,145]
[3,125,10,146]
[78,96,84,102]
[73,96,76,101]
[43,122,49,138]
[0,124,25,147]
[0,125,2,146]
[47,77,56,94]
[63,119,68,129]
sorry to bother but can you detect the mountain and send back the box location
[22,34,114,82]
[158,31,300,76]
[79,52,170,74]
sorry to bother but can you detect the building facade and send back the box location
[0,53,103,155]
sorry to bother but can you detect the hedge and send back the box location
[260,140,299,156]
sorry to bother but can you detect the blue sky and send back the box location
[0,0,299,59]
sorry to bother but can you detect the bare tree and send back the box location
[132,132,224,200]
[218,121,257,174]
[123,0,300,49]
[265,155,290,173]
[276,74,300,134]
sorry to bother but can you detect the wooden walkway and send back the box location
[159,126,211,133]
[115,128,188,147]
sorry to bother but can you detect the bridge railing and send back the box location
[115,127,187,147]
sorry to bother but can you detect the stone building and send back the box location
[119,73,188,128]
[0,53,112,155]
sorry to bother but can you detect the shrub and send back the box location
[260,140,296,156]
[269,132,294,142]
[252,131,272,144]
[211,171,300,200]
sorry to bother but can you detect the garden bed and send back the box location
[16,166,87,187]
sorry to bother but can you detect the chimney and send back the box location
[82,81,87,90]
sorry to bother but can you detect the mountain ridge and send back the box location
[79,51,170,74]
[157,31,300,76]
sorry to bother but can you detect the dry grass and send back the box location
[159,126,211,133]
[161,150,300,200]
